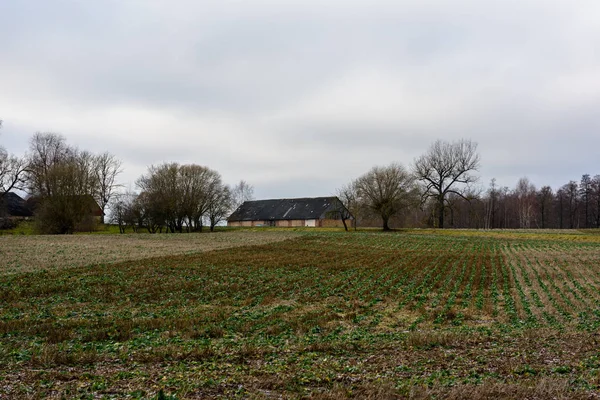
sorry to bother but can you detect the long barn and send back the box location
[227,196,353,228]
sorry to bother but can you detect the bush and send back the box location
[34,197,98,234]
[0,217,18,230]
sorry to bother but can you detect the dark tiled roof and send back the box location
[0,192,33,217]
[25,195,103,216]
[228,196,349,222]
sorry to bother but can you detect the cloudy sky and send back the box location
[1,0,600,198]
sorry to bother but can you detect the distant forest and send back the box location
[397,175,600,230]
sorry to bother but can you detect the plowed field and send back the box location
[1,230,599,399]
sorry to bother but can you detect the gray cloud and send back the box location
[1,0,600,198]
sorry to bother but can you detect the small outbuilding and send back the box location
[227,196,353,228]
[0,192,33,218]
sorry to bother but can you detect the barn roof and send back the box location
[228,196,349,222]
[21,195,103,217]
[0,192,33,217]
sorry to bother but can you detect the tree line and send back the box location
[2,123,599,233]
[0,128,253,233]
[337,139,600,230]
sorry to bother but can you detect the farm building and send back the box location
[0,192,33,218]
[15,194,104,222]
[227,196,353,228]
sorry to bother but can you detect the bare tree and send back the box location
[515,177,536,229]
[136,163,231,233]
[414,139,480,228]
[561,181,579,229]
[483,178,498,229]
[34,153,99,234]
[0,148,28,197]
[25,133,108,233]
[207,184,232,231]
[592,175,600,228]
[110,196,128,234]
[337,182,361,231]
[93,152,123,223]
[109,191,138,234]
[182,165,223,232]
[354,163,417,231]
[0,123,28,197]
[27,132,72,197]
[137,163,181,232]
[579,174,593,228]
[231,180,254,211]
[537,186,553,229]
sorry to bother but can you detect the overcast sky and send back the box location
[1,0,600,199]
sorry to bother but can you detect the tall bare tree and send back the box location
[579,174,593,228]
[27,132,72,197]
[336,182,361,231]
[231,180,254,211]
[0,147,28,198]
[0,122,28,197]
[483,178,498,229]
[537,186,553,229]
[592,175,600,228]
[354,163,417,231]
[93,152,123,223]
[562,181,579,229]
[515,177,536,229]
[207,184,232,232]
[414,139,480,228]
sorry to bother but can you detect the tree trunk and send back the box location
[341,218,348,232]
[382,217,390,231]
[438,198,444,229]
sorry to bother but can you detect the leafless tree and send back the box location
[537,186,553,229]
[27,132,73,197]
[592,175,600,228]
[181,164,223,232]
[109,192,138,234]
[354,163,417,231]
[515,177,536,229]
[0,148,28,197]
[25,133,108,233]
[34,153,99,234]
[414,139,480,228]
[0,124,28,197]
[562,181,579,229]
[335,182,360,231]
[110,197,128,234]
[93,152,123,223]
[207,184,232,231]
[137,163,181,232]
[136,163,231,233]
[76,150,99,195]
[231,180,254,211]
[483,179,498,229]
[579,174,593,228]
